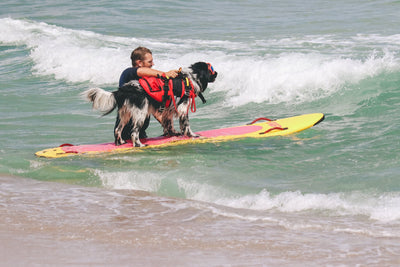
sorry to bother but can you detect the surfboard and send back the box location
[35,113,324,158]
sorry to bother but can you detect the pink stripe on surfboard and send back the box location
[195,125,262,138]
[61,125,263,153]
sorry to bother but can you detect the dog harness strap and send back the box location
[191,94,196,113]
[142,78,153,93]
[184,77,191,96]
[160,75,170,110]
[171,91,178,113]
[186,90,197,114]
[139,75,199,113]
[186,77,197,112]
[184,77,206,105]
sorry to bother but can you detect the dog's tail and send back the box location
[81,88,117,116]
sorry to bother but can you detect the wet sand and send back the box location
[2,175,400,266]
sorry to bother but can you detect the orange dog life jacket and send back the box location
[139,76,195,109]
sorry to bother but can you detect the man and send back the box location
[116,47,179,140]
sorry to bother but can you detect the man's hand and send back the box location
[165,69,179,78]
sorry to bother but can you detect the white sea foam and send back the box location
[214,51,399,106]
[95,169,162,192]
[176,179,400,223]
[95,170,400,223]
[1,18,399,106]
[226,190,400,223]
[2,18,133,84]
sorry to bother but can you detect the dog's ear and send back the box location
[191,62,218,83]
[191,62,208,74]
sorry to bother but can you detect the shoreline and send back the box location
[0,175,234,266]
[2,175,400,266]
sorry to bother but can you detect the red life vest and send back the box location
[139,76,195,110]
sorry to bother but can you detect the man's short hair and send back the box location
[131,47,152,67]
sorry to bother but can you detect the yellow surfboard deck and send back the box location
[35,113,324,158]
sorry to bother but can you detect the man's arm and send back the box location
[137,67,178,78]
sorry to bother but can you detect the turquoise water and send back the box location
[1,1,400,265]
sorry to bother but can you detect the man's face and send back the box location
[137,53,154,68]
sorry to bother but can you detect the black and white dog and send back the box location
[82,62,217,147]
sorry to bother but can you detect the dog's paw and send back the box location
[139,131,148,139]
[115,138,126,146]
[162,131,182,137]
[171,132,182,137]
[185,132,199,138]
[134,142,146,148]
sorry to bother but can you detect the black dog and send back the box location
[83,62,217,147]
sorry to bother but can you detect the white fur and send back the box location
[81,88,115,112]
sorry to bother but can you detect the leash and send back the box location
[188,90,197,113]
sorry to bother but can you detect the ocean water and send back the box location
[1,0,400,265]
